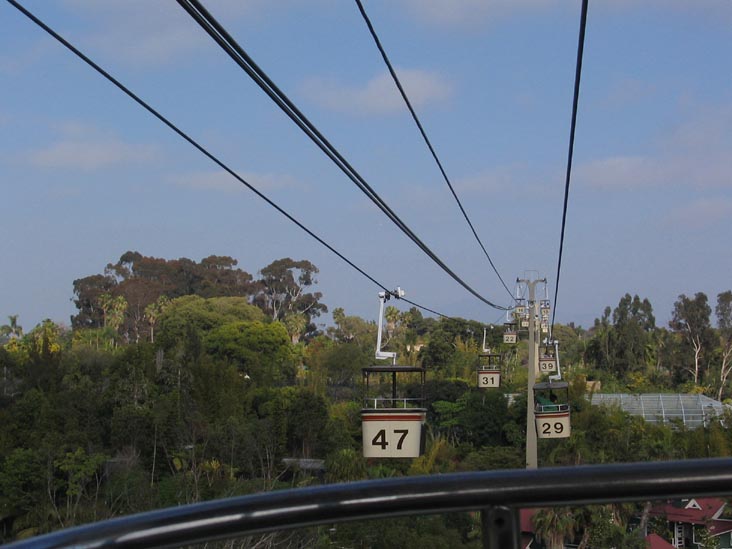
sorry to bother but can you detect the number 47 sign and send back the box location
[361,412,426,458]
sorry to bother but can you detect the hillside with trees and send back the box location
[1,252,732,547]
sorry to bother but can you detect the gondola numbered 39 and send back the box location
[538,344,558,374]
[533,381,571,439]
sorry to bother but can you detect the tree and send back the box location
[670,293,715,384]
[328,308,375,347]
[0,315,23,340]
[256,258,327,324]
[532,507,577,549]
[204,321,294,385]
[143,295,170,344]
[611,294,655,376]
[716,291,732,400]
[72,252,260,337]
[155,295,265,350]
[282,313,307,344]
[71,274,116,329]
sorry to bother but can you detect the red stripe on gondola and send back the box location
[362,415,424,421]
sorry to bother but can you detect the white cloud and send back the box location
[593,0,732,21]
[577,103,732,190]
[601,78,656,108]
[454,169,518,194]
[60,0,277,67]
[300,69,453,115]
[398,0,732,29]
[575,156,668,189]
[174,170,303,193]
[28,135,157,172]
[60,0,204,67]
[667,198,732,230]
[399,0,557,28]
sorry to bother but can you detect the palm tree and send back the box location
[282,312,307,344]
[0,315,23,339]
[384,305,400,342]
[532,506,578,549]
[144,296,170,343]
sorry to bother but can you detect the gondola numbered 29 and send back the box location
[533,381,571,439]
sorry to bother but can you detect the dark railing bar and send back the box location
[9,458,732,548]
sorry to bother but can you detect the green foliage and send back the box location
[205,321,294,385]
[5,270,732,546]
[156,295,264,350]
[325,448,367,483]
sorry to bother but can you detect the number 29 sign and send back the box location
[361,411,426,458]
[535,414,571,439]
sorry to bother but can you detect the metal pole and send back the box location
[481,506,520,549]
[518,277,546,470]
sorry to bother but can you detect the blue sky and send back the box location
[1,0,731,332]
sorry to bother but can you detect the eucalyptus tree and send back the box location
[670,293,715,385]
[256,258,327,324]
[716,290,732,399]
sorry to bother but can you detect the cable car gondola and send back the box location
[503,321,517,344]
[361,290,426,458]
[533,381,571,439]
[477,352,502,388]
[538,343,558,374]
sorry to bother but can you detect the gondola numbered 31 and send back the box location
[477,352,502,388]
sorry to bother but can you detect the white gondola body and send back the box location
[535,409,571,439]
[361,409,426,458]
[539,357,557,373]
[503,333,517,344]
[478,370,500,388]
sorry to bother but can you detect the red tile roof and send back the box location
[645,533,675,549]
[709,519,732,536]
[650,498,726,525]
[520,508,537,532]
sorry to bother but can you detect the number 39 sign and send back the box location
[361,411,426,458]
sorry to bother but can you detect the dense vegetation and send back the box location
[1,252,731,547]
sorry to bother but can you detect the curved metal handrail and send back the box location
[8,458,732,549]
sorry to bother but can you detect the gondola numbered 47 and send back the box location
[361,289,426,458]
[361,366,426,458]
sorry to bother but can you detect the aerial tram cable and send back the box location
[5,0,455,322]
[353,0,515,302]
[551,0,589,333]
[176,0,509,312]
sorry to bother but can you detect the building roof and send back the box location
[520,508,536,533]
[645,533,675,549]
[520,509,537,549]
[591,393,731,428]
[650,498,726,525]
